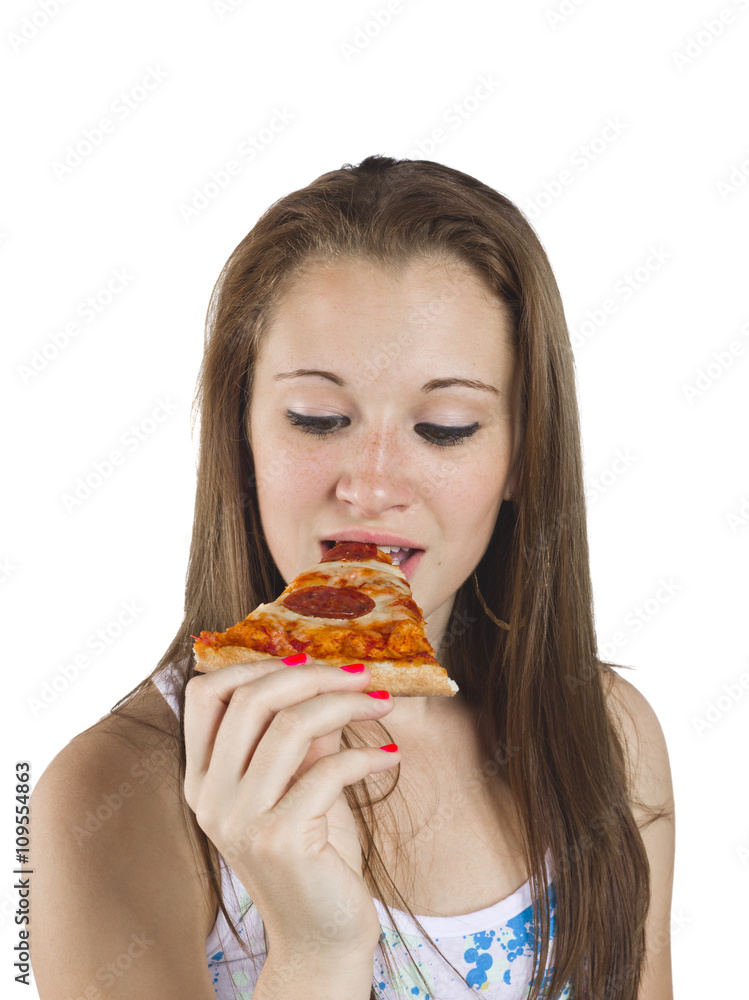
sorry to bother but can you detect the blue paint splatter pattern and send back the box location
[373,880,574,999]
[203,871,573,999]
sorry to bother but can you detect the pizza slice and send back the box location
[191,541,458,696]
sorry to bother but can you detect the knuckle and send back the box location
[309,750,355,785]
[274,705,303,732]
[229,683,257,708]
[311,751,341,774]
[184,673,208,706]
[192,796,218,834]
[302,756,334,790]
[306,664,327,686]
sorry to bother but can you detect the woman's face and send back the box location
[248,256,520,650]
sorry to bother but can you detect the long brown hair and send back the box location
[110,155,656,998]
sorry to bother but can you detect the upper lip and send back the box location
[322,531,423,550]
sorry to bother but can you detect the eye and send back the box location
[285,412,345,438]
[415,422,479,448]
[285,411,479,448]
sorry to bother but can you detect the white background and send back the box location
[2,1,748,997]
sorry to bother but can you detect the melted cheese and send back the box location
[219,556,437,663]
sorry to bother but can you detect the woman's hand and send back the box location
[183,656,399,965]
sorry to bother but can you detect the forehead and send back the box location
[255,256,515,378]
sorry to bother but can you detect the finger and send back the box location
[269,745,401,831]
[184,658,290,804]
[204,662,374,781]
[233,689,394,813]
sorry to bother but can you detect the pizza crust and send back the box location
[193,644,458,697]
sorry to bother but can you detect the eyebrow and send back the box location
[272,369,501,396]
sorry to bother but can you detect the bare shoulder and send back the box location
[32,678,186,837]
[30,679,218,999]
[602,669,675,999]
[602,669,675,820]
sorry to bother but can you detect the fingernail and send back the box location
[282,652,307,665]
[367,690,390,699]
[340,663,365,673]
[380,744,398,752]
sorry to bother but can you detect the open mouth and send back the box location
[322,540,421,568]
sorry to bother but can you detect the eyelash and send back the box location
[285,411,479,448]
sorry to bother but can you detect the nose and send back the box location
[334,427,417,516]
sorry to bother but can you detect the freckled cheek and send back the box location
[254,437,336,511]
[420,451,504,511]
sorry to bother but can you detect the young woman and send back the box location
[31,155,675,1000]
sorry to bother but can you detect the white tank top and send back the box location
[151,663,572,999]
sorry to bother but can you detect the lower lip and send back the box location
[319,544,424,580]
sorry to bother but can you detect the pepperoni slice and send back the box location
[283,586,376,620]
[321,541,378,563]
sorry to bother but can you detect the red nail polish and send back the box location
[282,652,307,665]
[340,663,365,673]
[380,744,398,752]
[367,690,389,699]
